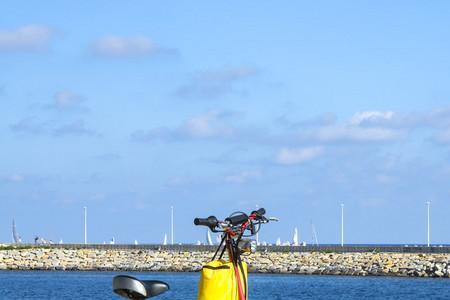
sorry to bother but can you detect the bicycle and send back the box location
[112,207,276,300]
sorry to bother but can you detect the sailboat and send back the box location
[163,233,168,245]
[292,227,299,246]
[311,222,319,246]
[206,229,213,246]
[12,219,22,244]
[275,237,281,246]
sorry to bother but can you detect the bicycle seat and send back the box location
[113,275,169,299]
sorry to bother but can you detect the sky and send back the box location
[1,1,450,245]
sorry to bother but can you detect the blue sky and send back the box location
[1,1,450,245]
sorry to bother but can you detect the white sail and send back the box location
[311,223,319,246]
[255,205,260,245]
[206,230,213,246]
[293,227,299,246]
[163,233,168,245]
[134,239,138,245]
[110,237,115,245]
[12,219,22,244]
[275,237,281,246]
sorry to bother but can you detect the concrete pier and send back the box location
[1,245,450,277]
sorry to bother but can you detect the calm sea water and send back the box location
[0,271,449,299]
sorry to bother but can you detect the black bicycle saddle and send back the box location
[113,275,169,299]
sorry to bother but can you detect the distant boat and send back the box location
[276,237,281,246]
[163,233,168,245]
[134,240,138,245]
[292,227,299,246]
[12,219,22,244]
[110,237,115,245]
[34,236,53,245]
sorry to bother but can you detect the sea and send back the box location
[0,271,449,299]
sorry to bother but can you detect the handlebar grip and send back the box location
[251,208,266,217]
[225,213,249,226]
[194,216,218,229]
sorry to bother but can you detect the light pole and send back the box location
[341,203,344,247]
[170,206,174,245]
[426,201,430,247]
[84,206,87,245]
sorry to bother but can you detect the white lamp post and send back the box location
[171,206,174,245]
[426,201,431,247]
[84,206,87,245]
[341,203,344,247]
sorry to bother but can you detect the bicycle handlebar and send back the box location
[194,216,218,229]
[194,207,270,232]
[251,208,266,217]
[225,213,249,226]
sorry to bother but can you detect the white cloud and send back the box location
[175,66,258,99]
[0,25,53,51]
[314,126,402,142]
[48,90,87,112]
[434,128,450,144]
[183,111,233,138]
[93,35,175,58]
[276,146,324,165]
[11,117,99,137]
[132,111,235,142]
[10,117,48,134]
[376,174,396,185]
[225,170,261,184]
[350,111,395,126]
[53,120,100,137]
[2,174,25,183]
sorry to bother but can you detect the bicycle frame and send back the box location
[112,208,274,300]
[195,208,269,300]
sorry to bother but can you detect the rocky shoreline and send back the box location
[0,248,449,278]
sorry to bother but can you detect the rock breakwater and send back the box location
[0,247,449,278]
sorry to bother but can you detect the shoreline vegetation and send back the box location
[0,245,450,278]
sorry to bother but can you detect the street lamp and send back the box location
[341,203,344,247]
[426,201,431,247]
[170,206,174,245]
[84,206,87,245]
